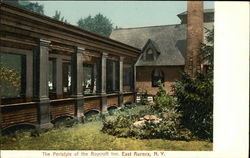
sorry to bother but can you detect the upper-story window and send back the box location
[0,51,26,101]
[152,69,164,87]
[145,48,154,61]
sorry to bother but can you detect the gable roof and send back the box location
[141,39,161,54]
[110,23,213,66]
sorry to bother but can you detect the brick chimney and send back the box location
[185,1,204,77]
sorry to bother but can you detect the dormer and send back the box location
[142,39,161,61]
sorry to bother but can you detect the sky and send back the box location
[34,1,214,28]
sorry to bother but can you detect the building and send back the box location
[0,2,140,133]
[110,8,214,95]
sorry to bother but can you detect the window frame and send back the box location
[0,50,27,104]
[48,58,57,99]
[145,48,154,61]
[151,69,164,87]
[62,61,72,98]
[83,63,94,95]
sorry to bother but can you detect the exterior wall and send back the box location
[83,97,101,113]
[0,3,139,132]
[136,66,184,95]
[50,100,75,121]
[107,96,119,107]
[1,103,38,129]
[123,93,134,104]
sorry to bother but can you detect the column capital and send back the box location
[39,39,51,47]
[102,52,108,57]
[76,47,85,54]
[76,46,85,51]
[119,56,125,61]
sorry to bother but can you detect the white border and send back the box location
[1,1,249,158]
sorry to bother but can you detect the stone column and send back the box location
[101,52,108,94]
[56,57,63,99]
[118,56,124,106]
[71,47,84,120]
[100,52,108,113]
[185,1,204,77]
[33,39,53,129]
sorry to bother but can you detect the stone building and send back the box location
[0,2,139,132]
[110,7,214,95]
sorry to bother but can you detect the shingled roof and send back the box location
[110,22,213,66]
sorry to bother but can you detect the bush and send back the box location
[172,73,213,141]
[102,105,153,137]
[101,104,194,141]
[130,111,193,141]
[151,81,177,112]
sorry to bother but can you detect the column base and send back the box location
[37,122,53,129]
[118,93,124,106]
[74,98,84,121]
[133,92,137,104]
[101,95,108,114]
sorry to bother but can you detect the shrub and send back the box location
[172,73,213,141]
[130,108,194,141]
[101,105,154,137]
[102,115,137,137]
[101,104,194,141]
[151,81,177,112]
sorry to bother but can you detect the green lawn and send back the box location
[0,121,212,150]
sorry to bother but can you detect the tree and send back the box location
[3,0,44,14]
[0,64,21,99]
[172,28,214,141]
[77,13,113,37]
[53,10,68,23]
[201,28,214,77]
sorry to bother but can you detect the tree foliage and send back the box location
[151,81,177,112]
[3,0,44,14]
[172,28,214,141]
[0,64,21,98]
[172,73,213,141]
[52,10,68,23]
[77,13,113,37]
[201,28,214,77]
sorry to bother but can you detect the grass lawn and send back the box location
[0,121,212,150]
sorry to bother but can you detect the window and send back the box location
[63,62,71,97]
[145,48,154,61]
[123,65,133,92]
[152,69,164,87]
[83,64,94,95]
[48,58,56,99]
[123,66,132,86]
[0,51,26,101]
[48,59,56,92]
[106,60,119,93]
